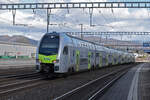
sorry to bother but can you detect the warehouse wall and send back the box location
[0,42,36,59]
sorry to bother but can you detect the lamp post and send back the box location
[79,24,83,39]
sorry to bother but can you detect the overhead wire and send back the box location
[87,0,115,30]
[48,9,80,31]
[5,0,115,32]
[6,0,40,35]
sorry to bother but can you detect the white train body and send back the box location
[36,32,135,74]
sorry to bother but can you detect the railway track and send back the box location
[0,77,45,96]
[0,72,38,79]
[0,72,41,84]
[54,65,132,100]
[0,72,46,96]
[0,67,35,77]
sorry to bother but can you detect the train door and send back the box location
[120,55,122,64]
[76,50,80,72]
[102,52,106,67]
[62,46,69,71]
[95,53,99,67]
[70,38,75,68]
[114,53,117,65]
[116,54,118,65]
[112,53,115,65]
[106,53,109,66]
[109,53,113,65]
[121,55,123,64]
[108,54,111,65]
[111,53,114,65]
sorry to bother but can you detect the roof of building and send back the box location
[0,41,36,47]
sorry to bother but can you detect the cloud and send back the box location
[0,0,20,3]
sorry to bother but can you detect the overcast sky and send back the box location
[0,0,150,42]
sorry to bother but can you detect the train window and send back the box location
[73,50,75,57]
[96,53,99,57]
[91,53,94,57]
[39,35,59,55]
[63,46,68,55]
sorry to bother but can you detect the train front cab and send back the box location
[36,33,60,75]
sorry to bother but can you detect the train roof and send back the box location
[46,32,131,54]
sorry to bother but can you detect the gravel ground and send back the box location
[0,63,138,100]
[0,59,35,69]
[0,67,36,76]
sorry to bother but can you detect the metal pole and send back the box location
[121,34,123,40]
[47,9,49,33]
[12,9,16,25]
[89,8,93,26]
[106,35,108,45]
[80,24,83,39]
[99,33,102,44]
[47,9,51,33]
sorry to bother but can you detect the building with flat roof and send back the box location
[0,41,37,59]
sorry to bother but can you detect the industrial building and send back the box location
[0,41,36,59]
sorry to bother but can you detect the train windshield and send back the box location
[39,35,59,55]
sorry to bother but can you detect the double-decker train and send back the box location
[36,32,135,76]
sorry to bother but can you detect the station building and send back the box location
[0,41,37,59]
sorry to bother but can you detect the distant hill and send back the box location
[0,35,38,46]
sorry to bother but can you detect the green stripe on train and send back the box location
[38,54,57,63]
[99,53,102,68]
[106,54,109,66]
[116,55,118,65]
[112,54,115,65]
[88,52,91,70]
[76,51,80,72]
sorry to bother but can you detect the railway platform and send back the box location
[98,63,150,100]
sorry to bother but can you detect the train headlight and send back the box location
[53,60,57,63]
[53,59,59,63]
[36,59,41,63]
[39,60,42,63]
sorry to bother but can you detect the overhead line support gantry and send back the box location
[0,2,150,10]
[67,32,150,36]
